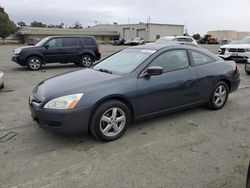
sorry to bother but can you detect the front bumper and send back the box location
[11,54,26,66]
[29,100,93,134]
[219,51,250,62]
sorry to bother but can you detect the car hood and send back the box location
[34,68,121,101]
[221,43,250,48]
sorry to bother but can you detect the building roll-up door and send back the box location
[137,29,146,40]
[123,28,133,40]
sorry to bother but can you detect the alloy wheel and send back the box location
[29,58,41,70]
[214,85,227,107]
[99,107,126,137]
[82,56,92,67]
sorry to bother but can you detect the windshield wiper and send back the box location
[98,68,113,74]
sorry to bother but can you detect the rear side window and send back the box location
[62,38,80,47]
[190,50,215,66]
[82,37,95,45]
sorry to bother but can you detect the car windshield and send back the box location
[155,38,173,44]
[35,37,50,46]
[235,38,250,44]
[93,49,156,74]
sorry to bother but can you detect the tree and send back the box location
[30,21,47,28]
[70,21,83,29]
[17,21,27,27]
[47,22,64,29]
[193,33,201,40]
[0,6,16,40]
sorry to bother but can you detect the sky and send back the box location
[1,0,250,35]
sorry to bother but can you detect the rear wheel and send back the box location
[27,56,43,70]
[245,64,250,75]
[207,81,229,110]
[80,55,93,67]
[90,100,130,142]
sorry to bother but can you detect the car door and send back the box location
[137,49,199,116]
[61,38,81,62]
[43,38,64,63]
[188,50,217,100]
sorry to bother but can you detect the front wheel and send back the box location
[27,56,43,70]
[80,55,93,67]
[90,100,131,142]
[245,64,250,75]
[207,81,229,110]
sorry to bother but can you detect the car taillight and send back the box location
[96,45,100,53]
[235,65,239,74]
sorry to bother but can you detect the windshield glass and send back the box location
[35,37,50,46]
[93,49,156,74]
[236,38,250,44]
[155,38,173,44]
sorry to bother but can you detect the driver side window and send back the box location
[46,38,62,48]
[150,50,189,72]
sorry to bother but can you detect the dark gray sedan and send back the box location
[29,44,240,141]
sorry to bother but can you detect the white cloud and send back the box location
[2,0,250,34]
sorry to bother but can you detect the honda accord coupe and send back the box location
[29,44,240,141]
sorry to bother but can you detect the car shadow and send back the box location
[33,105,209,147]
[11,63,82,72]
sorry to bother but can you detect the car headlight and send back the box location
[13,48,22,54]
[44,93,83,109]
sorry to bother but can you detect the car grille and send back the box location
[219,48,226,55]
[228,48,246,53]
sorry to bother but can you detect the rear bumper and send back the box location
[95,53,101,61]
[29,102,93,134]
[230,75,240,93]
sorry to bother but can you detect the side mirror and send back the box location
[144,66,163,77]
[45,44,49,49]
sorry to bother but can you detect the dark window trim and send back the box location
[62,37,80,47]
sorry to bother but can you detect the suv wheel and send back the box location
[80,55,93,67]
[245,64,250,75]
[27,56,42,70]
[207,81,229,110]
[90,100,130,142]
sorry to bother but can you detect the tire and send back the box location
[27,56,43,70]
[90,100,131,142]
[207,81,229,110]
[0,83,4,89]
[245,64,250,75]
[80,55,93,67]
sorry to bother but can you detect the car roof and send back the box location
[130,43,197,50]
[46,36,94,38]
[129,43,220,60]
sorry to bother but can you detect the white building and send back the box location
[208,30,250,41]
[16,27,119,44]
[88,23,184,42]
